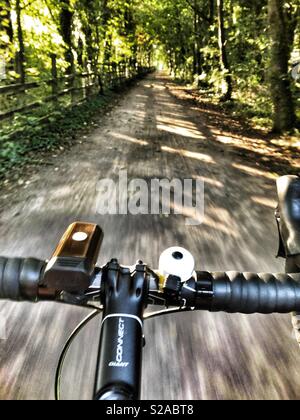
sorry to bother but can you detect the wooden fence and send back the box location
[0,57,154,126]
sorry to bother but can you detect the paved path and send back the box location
[0,73,299,400]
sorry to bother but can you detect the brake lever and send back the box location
[52,267,103,307]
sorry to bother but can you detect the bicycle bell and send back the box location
[158,246,195,282]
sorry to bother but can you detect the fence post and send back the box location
[118,62,122,87]
[70,73,76,105]
[86,61,92,98]
[98,73,104,95]
[51,53,58,98]
[112,62,117,89]
[109,63,113,88]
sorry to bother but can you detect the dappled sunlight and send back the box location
[2,0,300,400]
[158,123,206,140]
[202,207,239,237]
[135,94,148,99]
[190,106,223,118]
[170,201,204,225]
[0,344,27,384]
[215,134,234,144]
[169,84,300,179]
[124,110,146,119]
[50,186,73,199]
[161,145,215,163]
[110,132,149,146]
[160,112,188,119]
[232,163,277,180]
[157,101,182,108]
[271,137,300,149]
[251,196,277,208]
[211,129,275,155]
[157,115,201,130]
[196,176,223,188]
[146,83,166,91]
[1,72,300,401]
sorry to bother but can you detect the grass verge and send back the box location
[0,92,116,182]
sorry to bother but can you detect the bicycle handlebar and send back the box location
[1,256,300,315]
[0,257,45,301]
[1,185,299,401]
[205,271,300,314]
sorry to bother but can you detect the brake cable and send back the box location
[54,309,102,401]
[54,304,193,400]
[144,307,193,320]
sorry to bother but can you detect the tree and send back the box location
[101,0,112,63]
[185,0,214,77]
[15,0,26,83]
[124,0,138,67]
[59,0,74,74]
[77,0,101,71]
[217,0,232,101]
[0,0,299,134]
[268,0,296,132]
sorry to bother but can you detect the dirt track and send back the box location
[0,73,299,400]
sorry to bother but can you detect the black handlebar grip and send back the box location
[0,257,45,301]
[210,272,300,314]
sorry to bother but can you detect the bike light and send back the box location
[42,222,103,292]
[158,246,195,282]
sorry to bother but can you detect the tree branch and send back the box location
[184,0,213,24]
[21,0,37,10]
[42,0,59,26]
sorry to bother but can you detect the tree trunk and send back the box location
[124,2,138,69]
[0,0,14,74]
[59,0,74,74]
[193,10,202,77]
[101,1,112,63]
[82,1,99,71]
[77,36,84,68]
[209,0,215,23]
[15,0,25,83]
[83,25,94,66]
[268,0,296,133]
[217,0,232,101]
[104,34,112,63]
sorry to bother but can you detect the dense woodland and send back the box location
[0,0,299,136]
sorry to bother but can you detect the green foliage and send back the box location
[0,0,155,81]
[0,0,299,135]
[137,0,299,130]
[0,93,113,179]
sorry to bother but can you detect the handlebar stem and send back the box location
[94,260,148,400]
